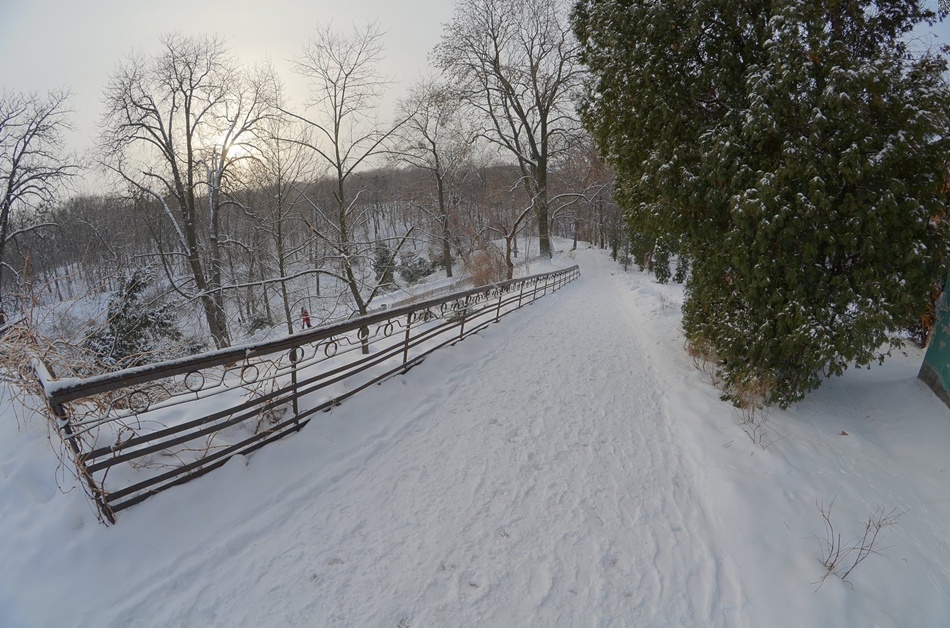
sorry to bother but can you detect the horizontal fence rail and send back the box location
[33,265,580,523]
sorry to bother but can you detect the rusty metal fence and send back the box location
[32,265,580,523]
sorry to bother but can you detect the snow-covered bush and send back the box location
[374,243,396,289]
[85,269,182,369]
[398,253,439,285]
[246,314,273,335]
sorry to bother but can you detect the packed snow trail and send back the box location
[61,247,737,627]
[5,246,950,627]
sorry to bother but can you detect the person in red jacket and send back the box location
[300,307,312,329]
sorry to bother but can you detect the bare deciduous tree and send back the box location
[239,75,324,334]
[393,78,475,279]
[287,21,412,329]
[434,0,585,260]
[549,138,616,251]
[0,89,78,323]
[100,33,275,349]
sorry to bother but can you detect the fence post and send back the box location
[459,295,469,339]
[402,311,413,372]
[495,287,504,322]
[290,347,301,430]
[51,401,116,524]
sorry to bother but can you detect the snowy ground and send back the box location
[1,246,949,626]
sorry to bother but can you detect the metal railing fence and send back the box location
[33,265,580,523]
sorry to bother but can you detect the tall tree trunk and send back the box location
[207,170,231,348]
[437,174,453,278]
[276,217,294,335]
[535,161,551,259]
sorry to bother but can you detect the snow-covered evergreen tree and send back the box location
[574,0,950,406]
[87,270,182,369]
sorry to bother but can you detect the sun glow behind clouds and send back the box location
[0,0,455,194]
[198,129,257,172]
[219,134,253,162]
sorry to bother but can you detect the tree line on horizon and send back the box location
[2,0,621,357]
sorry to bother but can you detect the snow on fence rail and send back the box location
[32,265,580,524]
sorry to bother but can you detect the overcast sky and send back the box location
[0,0,456,192]
[1,0,949,194]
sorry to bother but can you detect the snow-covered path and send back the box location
[76,248,734,626]
[220,249,742,626]
[5,245,950,627]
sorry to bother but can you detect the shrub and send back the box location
[246,314,273,334]
[815,494,901,590]
[374,243,396,288]
[85,269,182,369]
[467,247,507,286]
[399,253,438,285]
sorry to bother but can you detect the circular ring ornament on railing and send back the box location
[383,322,394,337]
[358,326,370,340]
[289,347,302,364]
[184,371,205,393]
[128,390,151,413]
[325,339,338,357]
[241,365,260,384]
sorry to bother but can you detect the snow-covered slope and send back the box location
[1,246,948,626]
